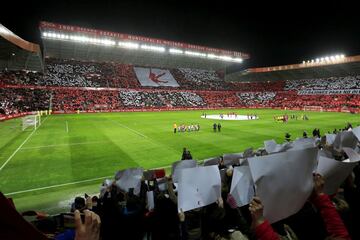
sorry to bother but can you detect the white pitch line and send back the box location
[3,160,205,196]
[4,175,113,196]
[107,119,147,138]
[65,121,69,133]
[21,140,109,150]
[0,116,49,171]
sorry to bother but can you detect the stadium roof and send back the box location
[39,21,250,70]
[0,24,43,72]
[227,55,360,82]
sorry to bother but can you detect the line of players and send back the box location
[173,123,200,133]
[37,110,52,116]
[274,114,309,123]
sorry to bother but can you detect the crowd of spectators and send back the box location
[51,89,121,112]
[3,126,360,240]
[0,70,43,86]
[0,87,358,115]
[268,92,360,109]
[231,81,285,92]
[1,60,360,115]
[199,91,241,107]
[285,75,360,91]
[236,92,276,107]
[119,90,206,108]
[0,88,50,116]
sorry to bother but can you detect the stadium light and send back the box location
[140,44,166,52]
[207,53,242,63]
[42,31,116,46]
[185,51,207,57]
[218,55,233,61]
[233,58,243,63]
[118,41,139,49]
[169,48,184,54]
[302,54,346,64]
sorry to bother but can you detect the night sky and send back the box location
[1,0,359,69]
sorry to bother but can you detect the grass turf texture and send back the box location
[0,109,359,213]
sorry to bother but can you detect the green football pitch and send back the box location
[0,109,358,213]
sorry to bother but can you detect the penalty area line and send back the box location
[0,116,49,172]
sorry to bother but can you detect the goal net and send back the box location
[303,106,323,112]
[22,115,41,131]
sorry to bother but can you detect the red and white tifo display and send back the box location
[201,114,259,121]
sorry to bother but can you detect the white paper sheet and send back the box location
[264,140,277,153]
[248,147,318,223]
[325,134,337,145]
[264,139,292,153]
[343,147,360,162]
[352,126,360,141]
[177,165,221,212]
[156,177,167,192]
[317,155,359,195]
[290,138,316,150]
[171,160,197,183]
[146,191,155,210]
[230,166,254,207]
[115,168,144,196]
[333,131,358,150]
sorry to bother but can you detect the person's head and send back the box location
[72,197,86,212]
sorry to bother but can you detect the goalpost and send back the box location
[22,115,41,131]
[303,106,323,112]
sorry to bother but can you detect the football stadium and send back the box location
[1,2,360,240]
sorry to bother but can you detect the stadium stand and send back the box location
[285,75,360,91]
[1,68,360,117]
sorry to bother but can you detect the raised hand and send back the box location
[75,209,101,240]
[249,197,265,227]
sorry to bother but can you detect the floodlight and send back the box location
[185,51,206,57]
[169,48,184,54]
[233,58,243,63]
[302,61,305,64]
[207,54,217,59]
[118,41,139,49]
[316,58,320,63]
[141,44,166,52]
[218,56,232,61]
[340,54,345,58]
